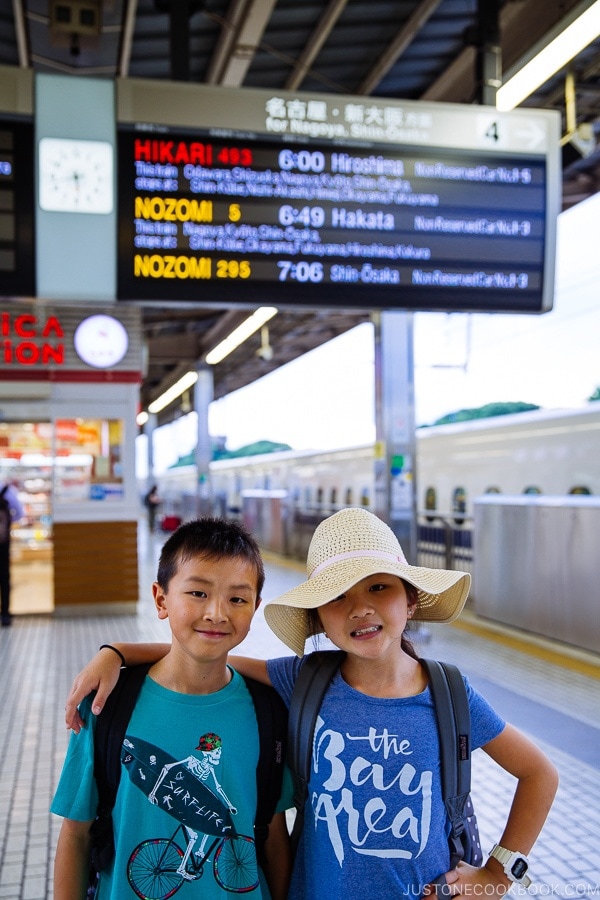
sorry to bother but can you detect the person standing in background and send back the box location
[144,484,161,532]
[0,480,25,626]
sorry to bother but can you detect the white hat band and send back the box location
[310,547,408,579]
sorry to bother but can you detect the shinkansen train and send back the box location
[155,405,600,521]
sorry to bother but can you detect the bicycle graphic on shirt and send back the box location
[122,734,259,898]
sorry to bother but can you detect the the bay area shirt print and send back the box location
[311,714,434,864]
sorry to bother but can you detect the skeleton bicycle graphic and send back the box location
[122,735,259,898]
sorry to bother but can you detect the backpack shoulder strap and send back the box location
[242,675,288,864]
[0,486,8,499]
[288,650,345,851]
[94,663,151,807]
[421,658,472,864]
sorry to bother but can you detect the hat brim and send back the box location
[263,557,471,657]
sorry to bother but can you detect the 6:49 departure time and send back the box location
[278,205,325,227]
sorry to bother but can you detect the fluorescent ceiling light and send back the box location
[205,307,278,365]
[148,370,199,414]
[136,411,149,426]
[496,0,600,111]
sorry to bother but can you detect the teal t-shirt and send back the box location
[52,670,292,899]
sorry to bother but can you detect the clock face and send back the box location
[74,315,129,368]
[39,137,114,214]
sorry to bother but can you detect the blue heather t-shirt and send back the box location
[267,654,505,900]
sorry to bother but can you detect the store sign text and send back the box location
[1,312,64,366]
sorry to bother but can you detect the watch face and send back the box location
[511,859,529,879]
[39,137,114,214]
[74,315,129,368]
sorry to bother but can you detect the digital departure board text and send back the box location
[117,127,550,313]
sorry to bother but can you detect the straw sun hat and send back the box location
[264,507,471,657]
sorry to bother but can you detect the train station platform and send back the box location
[0,526,599,899]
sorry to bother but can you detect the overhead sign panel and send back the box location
[117,80,561,313]
[0,116,35,299]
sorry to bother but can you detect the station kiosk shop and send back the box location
[0,302,142,616]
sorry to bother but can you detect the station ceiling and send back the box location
[2,0,600,421]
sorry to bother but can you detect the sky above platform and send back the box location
[150,189,600,472]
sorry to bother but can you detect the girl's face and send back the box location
[317,573,416,661]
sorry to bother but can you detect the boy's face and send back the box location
[153,552,260,665]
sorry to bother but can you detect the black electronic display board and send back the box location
[0,117,35,298]
[116,90,559,313]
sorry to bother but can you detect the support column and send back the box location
[145,413,157,489]
[476,0,501,106]
[194,365,214,516]
[373,311,418,563]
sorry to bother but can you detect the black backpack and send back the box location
[0,486,11,544]
[88,664,287,886]
[287,650,482,870]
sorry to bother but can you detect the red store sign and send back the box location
[0,305,142,382]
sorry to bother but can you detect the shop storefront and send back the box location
[0,303,142,616]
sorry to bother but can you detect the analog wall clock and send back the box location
[74,315,129,368]
[39,137,114,214]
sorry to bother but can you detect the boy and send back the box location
[52,518,292,900]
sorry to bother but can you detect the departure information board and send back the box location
[0,117,35,298]
[116,85,560,313]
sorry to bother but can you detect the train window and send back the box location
[425,487,437,522]
[452,487,467,525]
[485,486,501,494]
[345,487,353,506]
[316,487,324,505]
[523,485,542,495]
[303,486,312,507]
[330,488,337,506]
[569,485,591,495]
[360,488,370,507]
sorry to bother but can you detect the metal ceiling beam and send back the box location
[11,0,29,66]
[285,0,349,91]
[358,0,444,95]
[206,0,277,87]
[118,0,137,76]
[420,0,540,103]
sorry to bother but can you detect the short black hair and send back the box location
[156,518,265,599]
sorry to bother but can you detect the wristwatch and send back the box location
[489,844,532,887]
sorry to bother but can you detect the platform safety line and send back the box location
[451,617,600,680]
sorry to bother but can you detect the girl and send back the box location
[66,508,558,898]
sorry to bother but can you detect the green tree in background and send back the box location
[430,401,539,426]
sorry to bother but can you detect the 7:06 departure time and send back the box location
[277,261,324,282]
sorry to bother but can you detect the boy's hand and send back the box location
[423,861,511,898]
[65,649,123,732]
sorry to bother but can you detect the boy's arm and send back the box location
[65,642,170,732]
[425,723,558,897]
[54,817,93,900]
[261,811,292,900]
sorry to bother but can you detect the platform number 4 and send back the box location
[477,115,505,149]
[486,121,500,142]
